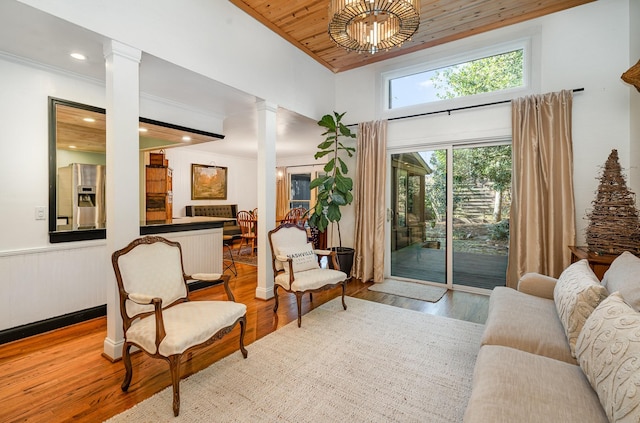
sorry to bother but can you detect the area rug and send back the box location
[105,297,483,423]
[368,278,448,303]
[224,244,256,266]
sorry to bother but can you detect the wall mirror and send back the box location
[48,97,223,243]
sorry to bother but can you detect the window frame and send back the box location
[381,36,536,118]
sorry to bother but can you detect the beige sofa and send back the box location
[464,252,640,423]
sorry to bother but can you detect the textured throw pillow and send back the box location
[278,243,319,274]
[554,259,609,357]
[602,251,640,312]
[576,292,640,423]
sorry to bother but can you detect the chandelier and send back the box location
[328,0,421,54]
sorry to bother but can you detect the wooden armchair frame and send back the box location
[268,223,347,327]
[112,235,248,416]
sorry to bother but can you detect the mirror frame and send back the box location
[48,97,107,243]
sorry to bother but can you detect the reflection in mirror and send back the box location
[48,97,224,243]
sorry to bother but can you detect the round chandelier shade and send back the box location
[328,0,421,54]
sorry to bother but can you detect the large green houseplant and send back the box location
[308,111,356,274]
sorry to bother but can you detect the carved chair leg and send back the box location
[296,292,303,327]
[273,284,280,312]
[121,343,133,392]
[239,316,248,358]
[169,355,182,417]
[341,281,347,310]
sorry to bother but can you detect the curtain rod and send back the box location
[347,88,585,126]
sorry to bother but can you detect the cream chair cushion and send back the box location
[275,268,347,291]
[277,243,320,274]
[127,300,247,356]
[601,251,640,311]
[270,224,309,271]
[118,242,187,318]
[554,259,608,357]
[576,292,640,423]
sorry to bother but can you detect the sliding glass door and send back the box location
[389,143,511,290]
[390,150,447,284]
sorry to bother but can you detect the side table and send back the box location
[568,246,617,280]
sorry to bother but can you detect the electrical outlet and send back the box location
[35,206,46,220]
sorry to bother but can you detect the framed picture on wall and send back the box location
[191,163,227,200]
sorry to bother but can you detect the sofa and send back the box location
[185,205,241,236]
[464,252,640,423]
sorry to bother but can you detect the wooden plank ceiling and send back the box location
[55,104,221,153]
[229,0,595,73]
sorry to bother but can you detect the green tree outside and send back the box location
[431,50,524,100]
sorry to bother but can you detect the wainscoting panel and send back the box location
[161,228,223,277]
[0,228,222,334]
[0,241,107,331]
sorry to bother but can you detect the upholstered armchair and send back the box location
[111,236,248,416]
[268,223,348,327]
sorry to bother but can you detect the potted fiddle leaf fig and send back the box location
[308,111,356,276]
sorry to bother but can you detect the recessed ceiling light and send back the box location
[83,117,95,123]
[70,53,86,61]
[69,145,77,149]
[139,127,148,133]
[182,136,191,142]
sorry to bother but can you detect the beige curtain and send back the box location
[353,120,387,282]
[275,167,288,221]
[507,90,576,287]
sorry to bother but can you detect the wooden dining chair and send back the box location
[236,210,257,256]
[281,207,308,226]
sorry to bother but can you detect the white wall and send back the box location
[18,0,336,121]
[0,57,105,252]
[164,147,258,216]
[336,0,633,245]
[0,55,235,331]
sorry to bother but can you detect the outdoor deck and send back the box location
[391,242,508,290]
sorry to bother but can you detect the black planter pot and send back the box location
[329,247,355,278]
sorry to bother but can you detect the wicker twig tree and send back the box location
[586,149,640,255]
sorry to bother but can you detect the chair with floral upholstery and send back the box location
[111,235,248,417]
[268,223,348,327]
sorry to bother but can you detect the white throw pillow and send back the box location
[554,259,609,357]
[602,251,640,312]
[576,292,640,423]
[278,243,319,274]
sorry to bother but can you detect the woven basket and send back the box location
[622,60,640,92]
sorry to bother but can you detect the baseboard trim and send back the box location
[0,281,222,345]
[0,304,107,345]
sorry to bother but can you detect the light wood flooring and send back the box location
[0,263,489,422]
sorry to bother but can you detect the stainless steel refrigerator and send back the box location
[57,163,106,230]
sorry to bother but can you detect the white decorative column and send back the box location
[102,40,142,361]
[255,100,277,299]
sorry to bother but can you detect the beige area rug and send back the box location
[105,297,483,423]
[368,279,448,303]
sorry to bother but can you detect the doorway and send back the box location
[389,143,511,290]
